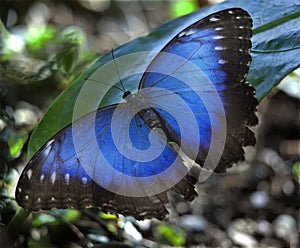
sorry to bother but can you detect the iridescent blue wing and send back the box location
[139,8,258,173]
[16,8,257,219]
[16,105,197,219]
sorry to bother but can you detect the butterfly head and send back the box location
[122,91,131,99]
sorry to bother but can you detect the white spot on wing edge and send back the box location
[43,139,55,156]
[26,169,33,179]
[215,27,223,31]
[184,29,197,36]
[218,59,227,65]
[40,174,45,182]
[46,139,55,147]
[50,172,56,185]
[209,17,220,22]
[178,32,185,38]
[81,177,88,184]
[215,46,224,51]
[65,173,70,183]
[178,29,197,37]
[213,35,224,40]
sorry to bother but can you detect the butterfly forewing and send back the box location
[140,8,257,172]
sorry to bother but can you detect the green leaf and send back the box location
[100,212,118,220]
[292,161,300,184]
[28,0,300,158]
[170,0,198,18]
[157,223,186,246]
[8,130,28,158]
[250,10,300,100]
[0,127,28,159]
[56,27,86,75]
[52,209,81,221]
[56,43,79,74]
[32,213,56,227]
[26,26,56,51]
[27,235,53,248]
[60,26,85,45]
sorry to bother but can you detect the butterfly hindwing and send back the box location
[16,105,197,219]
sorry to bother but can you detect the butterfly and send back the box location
[16,8,258,220]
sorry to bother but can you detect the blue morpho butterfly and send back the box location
[16,8,258,220]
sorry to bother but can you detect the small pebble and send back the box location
[228,229,258,247]
[124,221,142,242]
[273,214,297,241]
[178,215,207,231]
[257,220,272,237]
[249,191,269,208]
[134,219,151,231]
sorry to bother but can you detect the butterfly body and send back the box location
[16,8,258,220]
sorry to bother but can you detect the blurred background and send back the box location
[0,0,300,247]
[1,0,213,107]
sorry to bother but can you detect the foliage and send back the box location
[156,223,186,246]
[292,161,300,183]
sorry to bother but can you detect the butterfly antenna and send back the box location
[111,49,127,94]
[85,78,124,92]
[83,50,125,92]
[84,49,127,93]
